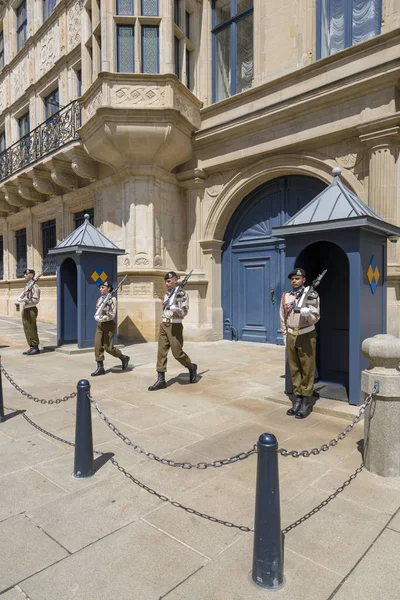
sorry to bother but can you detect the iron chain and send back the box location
[1,364,76,404]
[279,387,376,458]
[90,396,257,469]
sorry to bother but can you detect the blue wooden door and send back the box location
[222,176,326,344]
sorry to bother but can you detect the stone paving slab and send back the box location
[20,520,206,600]
[0,514,69,593]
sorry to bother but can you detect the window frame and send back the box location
[44,88,60,120]
[116,24,135,73]
[42,0,57,23]
[74,208,94,229]
[18,112,30,139]
[141,0,158,16]
[211,0,254,103]
[0,235,3,281]
[117,0,134,15]
[141,25,159,74]
[0,28,4,69]
[41,219,57,275]
[0,130,5,154]
[15,228,27,278]
[16,0,28,53]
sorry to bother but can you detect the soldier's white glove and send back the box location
[300,307,311,317]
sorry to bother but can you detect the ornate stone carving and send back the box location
[132,282,152,296]
[134,253,150,266]
[68,0,83,50]
[87,91,103,117]
[0,80,4,114]
[38,24,59,78]
[11,58,28,103]
[154,255,163,267]
[113,86,166,106]
[174,91,195,120]
[206,172,224,198]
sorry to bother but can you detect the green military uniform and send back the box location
[18,281,41,355]
[280,269,320,418]
[92,289,129,376]
[149,271,197,390]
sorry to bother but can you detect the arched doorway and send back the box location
[222,175,326,344]
[296,241,350,391]
[60,257,78,344]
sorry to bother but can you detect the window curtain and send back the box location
[215,28,230,102]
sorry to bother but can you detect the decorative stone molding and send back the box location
[66,148,98,181]
[28,167,59,197]
[4,185,34,208]
[17,176,44,203]
[68,0,83,50]
[48,159,80,190]
[134,254,150,267]
[132,282,152,296]
[38,23,59,79]
[113,86,166,107]
[0,194,18,214]
[11,57,28,103]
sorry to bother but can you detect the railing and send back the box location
[0,101,81,182]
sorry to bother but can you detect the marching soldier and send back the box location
[148,271,197,391]
[17,269,41,355]
[280,268,320,419]
[91,281,130,376]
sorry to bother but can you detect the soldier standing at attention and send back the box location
[17,269,41,355]
[91,281,130,376]
[280,268,320,419]
[148,271,197,391]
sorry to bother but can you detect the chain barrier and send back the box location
[282,464,364,534]
[90,395,257,469]
[279,387,377,458]
[2,403,366,536]
[0,364,76,404]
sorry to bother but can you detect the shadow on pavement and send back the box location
[94,451,114,473]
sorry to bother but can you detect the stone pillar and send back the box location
[160,0,175,74]
[178,169,206,273]
[200,239,224,341]
[361,334,400,477]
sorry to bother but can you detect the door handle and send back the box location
[270,285,275,304]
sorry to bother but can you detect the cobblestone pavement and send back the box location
[0,316,399,600]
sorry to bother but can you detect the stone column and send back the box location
[178,169,206,273]
[160,0,175,74]
[361,334,400,477]
[200,239,224,340]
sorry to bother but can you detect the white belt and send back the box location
[162,318,182,324]
[287,325,315,336]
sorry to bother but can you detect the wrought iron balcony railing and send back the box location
[0,100,81,183]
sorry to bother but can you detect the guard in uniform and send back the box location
[91,281,130,376]
[18,269,41,355]
[280,268,320,419]
[148,271,197,391]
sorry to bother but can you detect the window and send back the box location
[0,131,5,154]
[18,112,30,138]
[317,0,382,59]
[174,36,180,78]
[76,69,82,96]
[185,10,190,38]
[142,0,158,16]
[174,0,180,27]
[41,220,57,274]
[0,236,3,280]
[186,48,190,88]
[117,25,134,72]
[117,0,134,15]
[212,0,253,103]
[0,29,4,69]
[43,0,56,22]
[44,89,60,119]
[16,228,27,278]
[141,26,159,73]
[74,208,94,228]
[16,1,28,52]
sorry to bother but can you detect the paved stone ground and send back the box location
[0,317,399,599]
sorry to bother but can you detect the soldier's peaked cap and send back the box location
[288,268,306,279]
[164,271,178,280]
[100,281,113,290]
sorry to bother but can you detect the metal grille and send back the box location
[0,236,3,280]
[16,228,27,278]
[142,27,159,73]
[117,25,134,73]
[41,220,57,275]
[74,208,94,228]
[0,101,81,183]
[141,0,158,16]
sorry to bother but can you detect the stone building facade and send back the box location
[0,0,399,343]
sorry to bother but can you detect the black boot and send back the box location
[148,372,167,391]
[286,395,302,416]
[188,363,197,383]
[91,361,105,377]
[121,355,130,371]
[295,396,313,419]
[23,347,33,355]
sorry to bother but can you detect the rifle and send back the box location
[166,270,193,309]
[294,269,327,313]
[17,268,49,303]
[94,275,127,321]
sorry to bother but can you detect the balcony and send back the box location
[0,101,81,183]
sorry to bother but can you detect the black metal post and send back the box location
[73,379,94,478]
[0,356,5,423]
[252,432,284,589]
